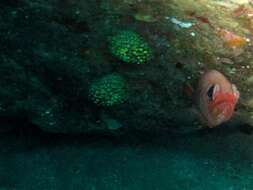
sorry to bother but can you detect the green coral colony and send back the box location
[89,74,128,106]
[89,31,151,106]
[109,31,152,64]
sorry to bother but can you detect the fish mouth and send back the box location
[208,92,237,111]
[210,102,234,121]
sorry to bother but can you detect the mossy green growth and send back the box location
[89,74,128,106]
[109,31,152,64]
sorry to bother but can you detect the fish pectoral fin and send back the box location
[231,84,240,99]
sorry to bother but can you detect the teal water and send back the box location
[1,127,253,190]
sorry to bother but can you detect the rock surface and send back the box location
[1,0,253,133]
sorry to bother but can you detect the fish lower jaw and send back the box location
[216,113,227,124]
[208,107,233,127]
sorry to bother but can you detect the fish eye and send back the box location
[207,84,215,100]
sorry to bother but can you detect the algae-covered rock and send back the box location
[1,0,253,134]
[0,55,27,132]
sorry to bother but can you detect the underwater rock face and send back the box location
[1,0,253,134]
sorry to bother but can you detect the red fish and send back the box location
[186,11,215,29]
[196,70,240,127]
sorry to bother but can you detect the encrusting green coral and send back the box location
[89,74,128,106]
[109,30,152,64]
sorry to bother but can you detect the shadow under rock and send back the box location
[0,119,249,151]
